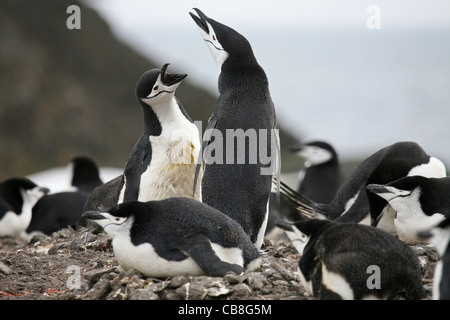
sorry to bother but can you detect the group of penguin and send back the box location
[1,8,449,300]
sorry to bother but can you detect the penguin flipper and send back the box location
[123,138,151,202]
[83,175,122,211]
[177,232,243,277]
[192,115,218,197]
[273,126,282,207]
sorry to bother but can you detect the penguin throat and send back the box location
[142,98,188,137]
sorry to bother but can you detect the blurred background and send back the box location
[1,0,449,182]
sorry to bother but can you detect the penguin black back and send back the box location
[26,191,88,236]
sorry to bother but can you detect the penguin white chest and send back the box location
[139,121,202,201]
[0,211,30,237]
[0,193,37,238]
[112,237,203,277]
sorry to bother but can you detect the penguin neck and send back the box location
[220,56,261,76]
[140,97,186,136]
[218,59,268,94]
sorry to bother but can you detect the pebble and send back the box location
[82,274,110,300]
[245,273,269,290]
[84,267,116,283]
[170,275,189,288]
[0,261,12,275]
[232,283,253,297]
[176,282,208,300]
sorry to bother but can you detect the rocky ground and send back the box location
[0,226,439,300]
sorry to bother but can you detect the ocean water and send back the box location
[112,25,450,165]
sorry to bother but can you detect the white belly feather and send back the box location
[112,235,244,278]
[138,126,202,201]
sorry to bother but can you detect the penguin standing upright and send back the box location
[84,64,202,211]
[367,176,450,244]
[190,9,280,249]
[418,217,450,300]
[280,141,446,233]
[276,217,427,300]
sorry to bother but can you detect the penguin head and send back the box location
[290,141,338,166]
[276,217,335,254]
[190,8,256,70]
[82,201,147,237]
[366,176,428,213]
[136,64,187,105]
[69,156,103,192]
[417,216,450,255]
[0,177,49,213]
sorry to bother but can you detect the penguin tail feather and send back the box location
[277,180,318,219]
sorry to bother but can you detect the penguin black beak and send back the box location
[289,144,303,153]
[82,211,107,220]
[190,8,209,34]
[159,63,187,87]
[40,187,50,195]
[417,229,433,240]
[366,184,389,194]
[275,219,294,232]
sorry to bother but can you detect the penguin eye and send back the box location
[153,85,159,91]
[212,35,216,41]
[115,218,121,222]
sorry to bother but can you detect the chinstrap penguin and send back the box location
[190,8,280,249]
[367,176,450,244]
[82,198,261,278]
[69,156,104,193]
[266,141,342,239]
[291,141,342,204]
[84,64,201,211]
[417,217,450,300]
[0,177,48,238]
[279,141,446,233]
[0,176,90,240]
[276,217,427,300]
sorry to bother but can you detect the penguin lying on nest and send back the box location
[82,197,261,278]
[276,217,427,300]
